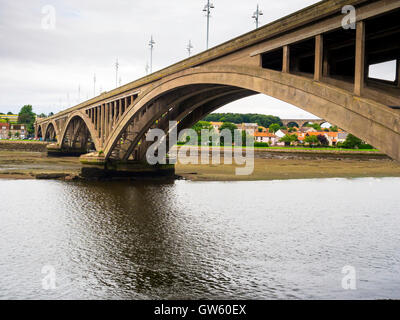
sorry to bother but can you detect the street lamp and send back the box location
[149,35,155,73]
[252,4,263,29]
[187,40,194,57]
[203,1,215,49]
[115,58,119,88]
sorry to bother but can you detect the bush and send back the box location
[254,142,269,148]
[359,143,374,150]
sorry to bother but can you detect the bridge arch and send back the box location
[44,121,57,142]
[60,112,99,153]
[286,122,300,128]
[103,65,400,161]
[37,125,43,139]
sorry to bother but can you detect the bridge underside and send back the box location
[35,0,400,168]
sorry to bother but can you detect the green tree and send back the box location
[269,123,281,133]
[330,126,338,132]
[190,121,213,145]
[342,134,363,149]
[15,131,20,138]
[280,134,298,146]
[7,111,13,115]
[305,135,319,146]
[8,131,12,139]
[219,122,237,146]
[219,122,237,135]
[17,105,35,134]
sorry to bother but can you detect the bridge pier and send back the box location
[79,153,175,179]
[46,144,88,157]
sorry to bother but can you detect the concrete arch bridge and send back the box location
[35,0,400,173]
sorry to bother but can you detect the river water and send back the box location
[0,178,399,300]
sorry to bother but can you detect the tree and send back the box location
[280,134,298,146]
[190,121,213,145]
[330,126,338,132]
[8,131,12,139]
[203,113,282,128]
[317,134,329,146]
[306,123,322,131]
[219,122,237,135]
[17,105,35,134]
[269,123,281,133]
[15,131,20,138]
[48,112,54,117]
[342,134,363,149]
[7,112,13,115]
[305,135,319,146]
[38,113,47,118]
[219,122,237,146]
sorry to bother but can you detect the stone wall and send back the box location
[0,140,49,152]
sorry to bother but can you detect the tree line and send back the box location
[0,105,54,136]
[203,113,282,128]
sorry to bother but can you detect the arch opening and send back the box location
[61,116,96,155]
[44,123,57,142]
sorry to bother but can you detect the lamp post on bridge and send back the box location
[115,58,119,88]
[149,36,155,74]
[252,4,263,29]
[203,0,214,50]
[187,40,194,57]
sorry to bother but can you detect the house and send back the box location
[210,122,223,132]
[1,124,28,139]
[254,132,280,145]
[0,123,10,139]
[238,123,258,136]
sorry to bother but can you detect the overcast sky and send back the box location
[0,0,326,119]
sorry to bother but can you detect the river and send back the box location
[0,178,399,300]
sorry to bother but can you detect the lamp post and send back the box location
[203,1,215,49]
[252,4,263,29]
[187,40,194,57]
[149,36,155,73]
[115,58,119,88]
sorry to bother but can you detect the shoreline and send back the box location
[1,149,400,182]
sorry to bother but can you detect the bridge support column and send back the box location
[354,21,365,96]
[101,104,105,147]
[397,59,400,88]
[283,45,290,73]
[314,35,323,81]
[79,153,175,180]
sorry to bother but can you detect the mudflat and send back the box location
[1,150,400,181]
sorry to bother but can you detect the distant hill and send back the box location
[203,113,282,128]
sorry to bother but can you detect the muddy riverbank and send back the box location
[1,149,400,181]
